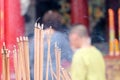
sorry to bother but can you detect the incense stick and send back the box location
[55,43,61,80]
[13,46,19,80]
[60,72,65,80]
[36,24,40,80]
[6,50,10,80]
[34,23,41,80]
[1,43,7,80]
[19,37,27,80]
[49,53,57,80]
[34,23,38,80]
[46,27,52,80]
[61,68,71,80]
[17,38,22,80]
[23,37,30,80]
[39,24,44,80]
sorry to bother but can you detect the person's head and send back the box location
[42,10,62,32]
[69,24,91,49]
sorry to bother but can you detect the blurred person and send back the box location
[20,0,31,22]
[29,10,73,80]
[20,0,30,16]
[69,24,106,80]
[35,0,60,21]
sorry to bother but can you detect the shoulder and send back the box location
[54,31,67,38]
[74,49,87,56]
[52,31,69,43]
[73,49,84,60]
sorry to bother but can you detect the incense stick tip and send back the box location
[13,45,16,48]
[20,36,23,41]
[34,23,38,28]
[50,26,52,29]
[23,36,26,41]
[1,49,4,54]
[6,50,10,57]
[8,50,10,53]
[3,42,6,47]
[55,42,58,48]
[13,50,15,53]
[41,24,44,29]
[16,37,20,42]
[25,37,28,41]
[38,23,41,28]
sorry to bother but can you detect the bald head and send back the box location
[70,24,89,37]
[69,24,90,49]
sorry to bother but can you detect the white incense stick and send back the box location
[34,23,38,80]
[17,38,22,80]
[1,46,7,80]
[34,23,40,80]
[39,24,44,80]
[13,46,18,80]
[19,37,26,80]
[55,43,61,80]
[6,50,10,80]
[46,27,52,80]
[23,37,30,80]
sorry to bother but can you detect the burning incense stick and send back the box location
[34,23,41,80]
[49,55,56,80]
[49,49,58,80]
[55,43,61,80]
[16,36,31,80]
[6,50,10,80]
[49,45,58,80]
[19,37,27,80]
[23,37,30,80]
[39,24,44,80]
[1,43,11,80]
[1,43,7,80]
[34,23,38,80]
[17,38,22,80]
[13,46,19,80]
[36,24,40,80]
[34,23,39,80]
[46,27,52,80]
[57,49,61,80]
[108,9,115,56]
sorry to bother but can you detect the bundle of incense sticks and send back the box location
[1,43,10,80]
[13,46,19,80]
[13,36,30,80]
[61,68,72,80]
[34,23,44,80]
[1,23,72,80]
[54,43,72,80]
[33,23,72,80]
